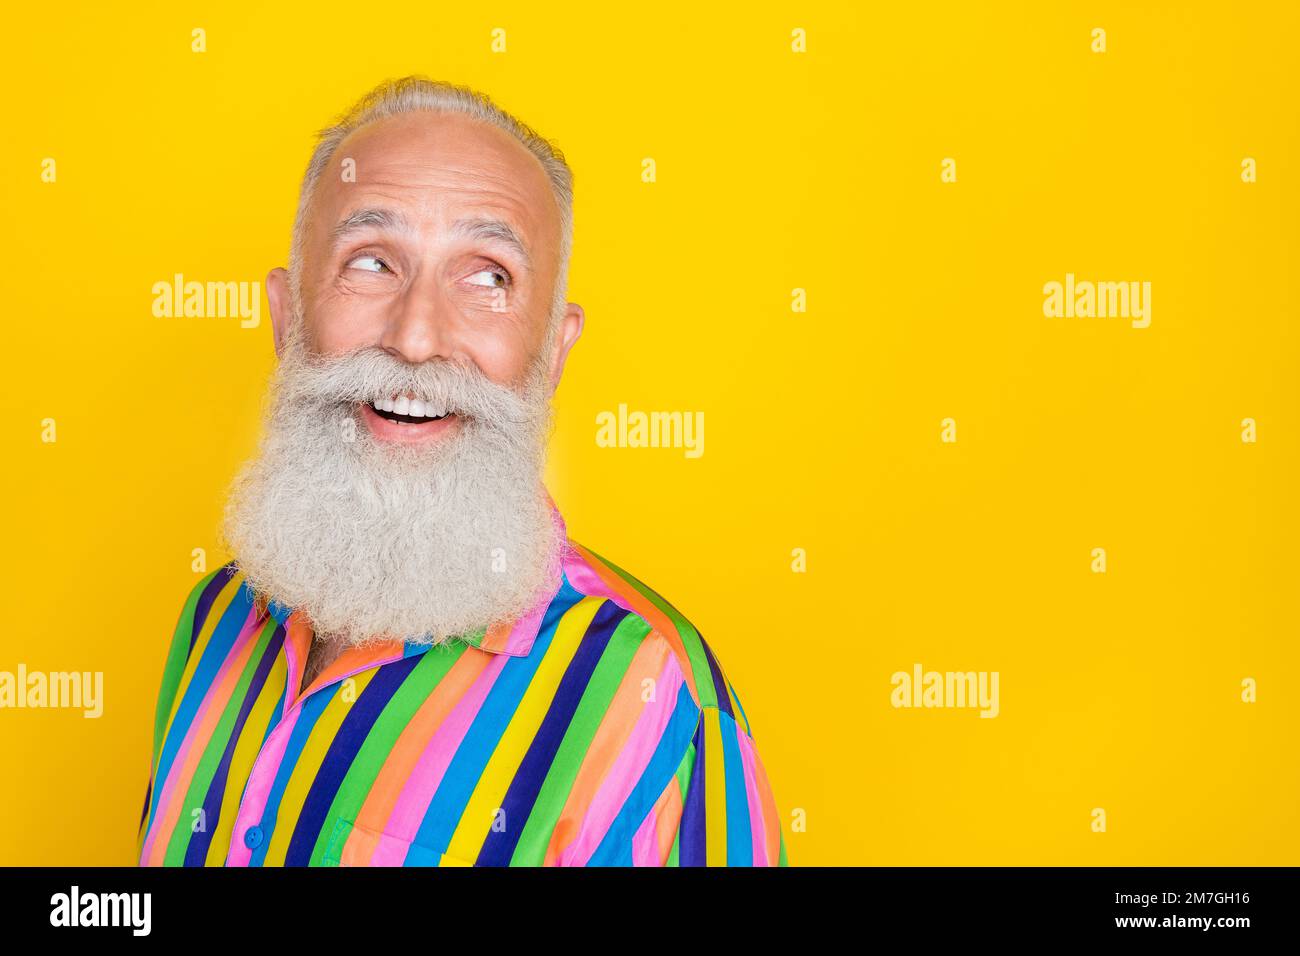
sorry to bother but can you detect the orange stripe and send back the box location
[542,634,672,864]
[652,778,683,865]
[305,639,403,699]
[478,619,514,654]
[349,649,495,856]
[752,743,782,865]
[569,543,695,698]
[145,610,261,865]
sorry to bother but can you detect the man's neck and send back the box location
[300,635,347,696]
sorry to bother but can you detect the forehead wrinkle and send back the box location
[321,111,560,235]
[329,206,416,250]
[324,181,544,274]
[363,171,544,234]
[334,131,554,228]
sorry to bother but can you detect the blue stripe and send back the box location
[184,623,285,866]
[284,655,423,865]
[248,684,338,866]
[718,708,753,865]
[261,683,287,745]
[677,716,707,866]
[727,677,752,737]
[147,580,254,828]
[699,636,735,720]
[191,565,238,652]
[587,681,700,866]
[474,600,630,865]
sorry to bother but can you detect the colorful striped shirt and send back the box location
[137,504,787,866]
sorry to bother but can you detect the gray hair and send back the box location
[287,76,574,323]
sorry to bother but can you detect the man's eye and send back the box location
[466,268,509,289]
[346,255,390,274]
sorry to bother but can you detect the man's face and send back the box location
[225,109,581,645]
[268,109,580,445]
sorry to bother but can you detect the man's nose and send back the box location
[379,279,459,365]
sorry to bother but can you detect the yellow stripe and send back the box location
[204,634,288,865]
[445,596,604,860]
[703,707,729,866]
[262,668,381,865]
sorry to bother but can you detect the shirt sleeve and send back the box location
[136,569,220,857]
[659,677,787,867]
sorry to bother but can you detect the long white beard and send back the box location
[221,333,562,647]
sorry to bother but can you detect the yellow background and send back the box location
[1,1,1296,866]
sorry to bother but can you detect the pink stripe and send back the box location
[561,548,637,615]
[141,605,262,865]
[480,506,567,657]
[735,722,770,865]
[224,704,306,866]
[557,656,686,866]
[631,801,662,866]
[497,589,552,656]
[367,654,510,865]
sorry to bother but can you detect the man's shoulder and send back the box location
[561,540,752,733]
[167,561,257,656]
[149,562,258,746]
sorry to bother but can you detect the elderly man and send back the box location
[136,77,785,867]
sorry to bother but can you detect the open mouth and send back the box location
[367,396,453,425]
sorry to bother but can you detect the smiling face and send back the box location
[267,109,583,445]
[224,105,583,645]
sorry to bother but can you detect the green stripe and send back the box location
[665,741,694,866]
[151,569,221,769]
[509,610,652,864]
[582,547,717,710]
[307,643,466,865]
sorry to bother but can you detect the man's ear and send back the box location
[266,267,292,355]
[548,301,585,391]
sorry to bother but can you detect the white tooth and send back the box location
[394,395,410,416]
[375,397,390,412]
[408,398,426,418]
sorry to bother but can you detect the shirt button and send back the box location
[243,825,264,850]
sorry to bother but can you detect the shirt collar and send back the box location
[263,490,569,661]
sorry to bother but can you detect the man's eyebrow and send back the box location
[329,208,533,274]
[329,207,412,248]
[450,216,533,274]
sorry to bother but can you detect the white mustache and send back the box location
[276,342,545,430]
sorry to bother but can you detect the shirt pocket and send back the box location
[321,817,475,867]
